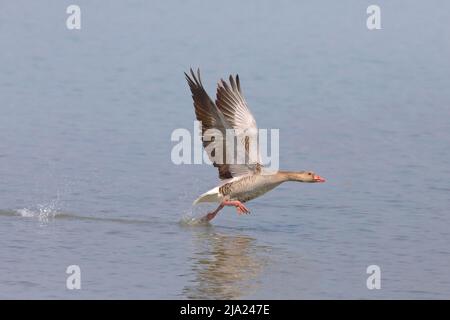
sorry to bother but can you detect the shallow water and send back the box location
[1,1,450,299]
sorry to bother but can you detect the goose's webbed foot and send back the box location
[203,200,250,222]
[222,200,250,215]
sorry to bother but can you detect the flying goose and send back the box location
[185,68,325,222]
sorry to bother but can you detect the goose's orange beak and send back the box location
[313,175,326,182]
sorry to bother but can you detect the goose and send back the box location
[185,68,325,222]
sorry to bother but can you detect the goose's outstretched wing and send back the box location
[185,69,262,180]
[216,74,262,166]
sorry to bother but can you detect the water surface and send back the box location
[1,1,450,299]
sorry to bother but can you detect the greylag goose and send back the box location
[185,68,325,222]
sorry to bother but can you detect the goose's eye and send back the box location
[308,173,312,176]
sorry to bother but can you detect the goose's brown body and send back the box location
[195,171,324,206]
[219,173,284,203]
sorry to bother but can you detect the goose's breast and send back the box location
[226,175,282,202]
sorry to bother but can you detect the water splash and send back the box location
[16,198,60,224]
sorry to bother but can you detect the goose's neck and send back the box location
[276,170,307,182]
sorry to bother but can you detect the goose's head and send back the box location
[283,171,326,183]
[298,171,325,182]
[303,171,326,183]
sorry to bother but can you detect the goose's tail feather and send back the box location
[193,186,220,205]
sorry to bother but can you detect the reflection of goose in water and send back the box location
[183,228,271,299]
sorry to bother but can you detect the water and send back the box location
[1,0,450,299]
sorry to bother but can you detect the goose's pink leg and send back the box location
[204,203,225,222]
[204,200,250,222]
[223,200,250,215]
